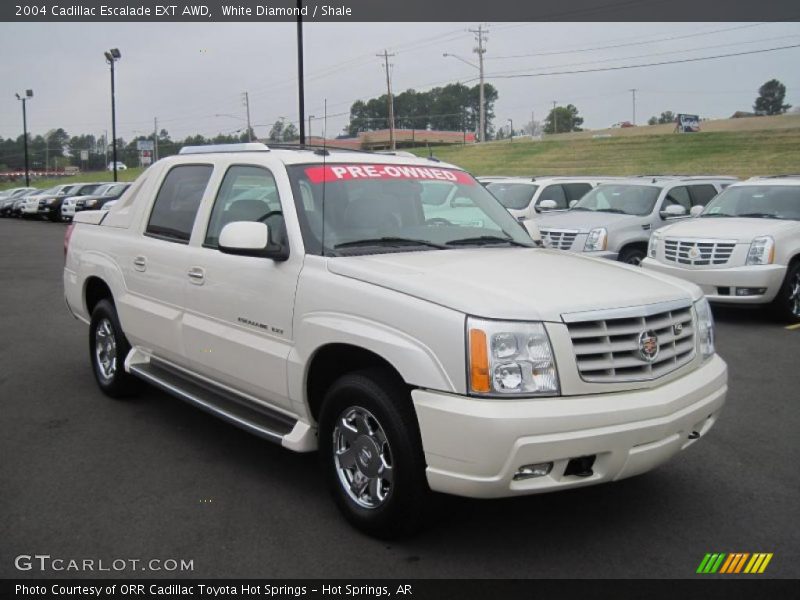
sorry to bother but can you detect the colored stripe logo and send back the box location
[697,553,773,574]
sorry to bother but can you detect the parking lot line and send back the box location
[785,323,800,331]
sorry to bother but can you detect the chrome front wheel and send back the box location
[333,406,394,509]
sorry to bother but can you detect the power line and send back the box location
[486,34,800,77]
[487,43,800,79]
[487,22,776,60]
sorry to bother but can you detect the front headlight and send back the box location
[648,234,661,258]
[694,297,715,360]
[467,317,559,397]
[85,199,97,207]
[746,236,774,265]
[584,228,607,252]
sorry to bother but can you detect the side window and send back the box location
[689,184,719,206]
[662,186,691,212]
[538,184,567,209]
[204,165,282,248]
[146,165,213,243]
[563,183,592,202]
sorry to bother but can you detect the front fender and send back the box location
[288,311,460,419]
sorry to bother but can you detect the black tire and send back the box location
[619,246,646,266]
[318,368,431,538]
[772,262,800,323]
[89,299,141,398]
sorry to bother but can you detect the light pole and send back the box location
[508,118,513,143]
[104,48,121,182]
[443,51,485,142]
[15,90,33,186]
[552,100,558,134]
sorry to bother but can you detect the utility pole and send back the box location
[242,92,253,141]
[377,49,396,150]
[15,91,33,186]
[153,117,159,161]
[308,114,314,141]
[469,25,488,142]
[629,88,637,125]
[508,118,513,143]
[552,101,558,134]
[296,0,305,145]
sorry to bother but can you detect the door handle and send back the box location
[187,267,205,284]
[133,256,146,271]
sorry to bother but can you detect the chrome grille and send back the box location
[540,229,579,251]
[38,199,46,208]
[663,238,737,266]
[75,200,85,209]
[564,301,696,383]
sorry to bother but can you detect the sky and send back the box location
[1,21,799,143]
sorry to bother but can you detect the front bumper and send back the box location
[642,258,786,304]
[22,203,40,215]
[412,354,726,498]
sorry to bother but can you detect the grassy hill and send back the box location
[412,114,800,179]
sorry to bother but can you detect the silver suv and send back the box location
[536,176,737,265]
[485,176,619,222]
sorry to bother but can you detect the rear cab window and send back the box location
[146,164,213,244]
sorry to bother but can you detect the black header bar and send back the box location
[3,0,799,22]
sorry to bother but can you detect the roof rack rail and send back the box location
[265,142,372,154]
[179,142,270,154]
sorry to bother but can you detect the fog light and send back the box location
[735,287,767,296]
[513,462,553,480]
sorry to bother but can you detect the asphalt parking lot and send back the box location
[1,217,798,579]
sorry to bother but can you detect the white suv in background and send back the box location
[643,176,800,322]
[485,176,618,222]
[536,176,737,265]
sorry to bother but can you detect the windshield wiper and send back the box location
[334,237,448,250]
[570,206,591,211]
[699,213,731,218]
[446,235,530,247]
[595,208,627,214]
[737,213,782,219]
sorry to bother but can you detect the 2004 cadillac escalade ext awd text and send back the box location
[64,143,727,537]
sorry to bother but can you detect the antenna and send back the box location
[320,101,328,257]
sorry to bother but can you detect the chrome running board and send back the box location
[129,359,296,444]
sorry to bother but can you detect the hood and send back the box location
[327,248,699,321]
[658,217,799,242]
[535,210,638,232]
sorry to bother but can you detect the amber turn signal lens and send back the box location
[469,328,490,393]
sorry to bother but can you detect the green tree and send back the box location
[544,104,583,134]
[268,120,285,142]
[754,79,791,115]
[283,123,299,141]
[647,116,658,126]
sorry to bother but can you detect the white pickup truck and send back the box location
[64,143,727,537]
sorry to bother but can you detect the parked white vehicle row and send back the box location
[537,176,737,265]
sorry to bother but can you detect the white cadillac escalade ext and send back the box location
[64,143,727,537]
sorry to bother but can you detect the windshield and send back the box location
[700,185,800,220]
[287,163,535,256]
[77,184,102,196]
[104,184,128,196]
[486,182,539,210]
[93,184,113,196]
[573,184,660,216]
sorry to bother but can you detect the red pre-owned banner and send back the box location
[304,164,476,185]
